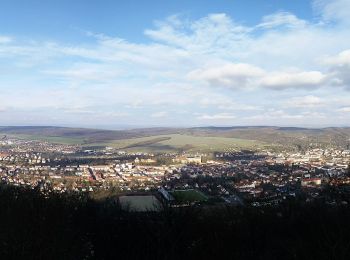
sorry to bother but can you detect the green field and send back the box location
[104,134,264,152]
[5,134,85,145]
[5,132,265,152]
[171,189,208,203]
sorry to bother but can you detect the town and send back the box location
[1,136,350,210]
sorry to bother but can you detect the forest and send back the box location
[1,184,350,260]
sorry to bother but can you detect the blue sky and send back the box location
[0,0,312,40]
[0,0,350,128]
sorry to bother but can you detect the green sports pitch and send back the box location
[171,189,208,203]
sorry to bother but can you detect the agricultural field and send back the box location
[105,134,264,153]
[5,134,84,145]
[2,131,265,152]
[171,189,208,204]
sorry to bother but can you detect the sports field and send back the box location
[119,195,161,211]
[171,189,208,203]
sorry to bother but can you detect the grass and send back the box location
[5,134,85,145]
[4,132,265,153]
[171,189,208,203]
[105,134,264,152]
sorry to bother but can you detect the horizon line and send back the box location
[1,125,350,131]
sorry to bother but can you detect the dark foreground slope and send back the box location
[1,185,350,260]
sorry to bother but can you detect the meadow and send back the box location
[105,134,264,152]
[4,131,266,153]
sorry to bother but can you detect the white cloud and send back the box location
[249,110,304,120]
[0,106,8,112]
[2,0,350,126]
[300,111,326,118]
[337,107,350,112]
[257,12,307,29]
[103,112,129,118]
[323,49,350,89]
[199,97,260,111]
[323,49,350,66]
[189,64,327,90]
[285,95,324,108]
[260,71,327,89]
[151,111,168,118]
[197,113,236,120]
[43,65,121,81]
[314,0,350,25]
[188,63,264,89]
[0,36,12,44]
[145,13,251,51]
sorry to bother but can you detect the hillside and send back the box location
[1,126,350,152]
[1,185,350,260]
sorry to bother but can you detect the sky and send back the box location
[1,0,350,128]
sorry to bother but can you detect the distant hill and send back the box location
[0,126,180,144]
[1,125,350,151]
